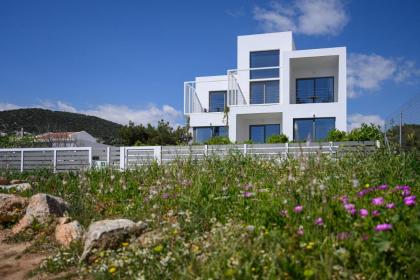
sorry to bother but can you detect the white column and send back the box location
[20,150,24,172]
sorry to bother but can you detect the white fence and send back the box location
[0,141,379,172]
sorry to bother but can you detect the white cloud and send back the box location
[348,113,385,131]
[347,53,420,98]
[82,104,182,127]
[253,0,349,36]
[0,103,21,111]
[0,100,183,127]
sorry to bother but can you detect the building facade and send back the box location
[184,32,346,143]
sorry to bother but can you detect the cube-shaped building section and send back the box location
[184,31,346,143]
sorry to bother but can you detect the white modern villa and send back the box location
[184,31,346,143]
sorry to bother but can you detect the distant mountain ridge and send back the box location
[0,108,122,144]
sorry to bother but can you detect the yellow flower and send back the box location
[121,242,129,247]
[306,242,315,250]
[224,268,236,277]
[154,244,164,253]
[365,183,370,188]
[304,269,314,278]
[108,266,117,273]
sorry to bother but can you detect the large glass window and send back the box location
[293,118,335,141]
[250,124,280,143]
[296,77,334,103]
[250,50,279,79]
[193,126,228,143]
[250,80,279,104]
[209,91,226,112]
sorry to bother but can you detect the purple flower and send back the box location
[294,205,303,213]
[395,185,411,196]
[161,193,170,199]
[376,184,388,191]
[337,232,351,240]
[375,223,392,231]
[372,197,384,206]
[359,209,369,217]
[404,195,416,206]
[243,191,255,198]
[297,227,304,236]
[339,196,349,204]
[344,203,356,215]
[314,217,324,226]
[372,210,380,217]
[402,189,411,196]
[386,203,395,209]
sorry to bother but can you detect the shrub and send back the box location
[205,136,231,145]
[347,123,383,141]
[327,129,347,141]
[267,134,289,143]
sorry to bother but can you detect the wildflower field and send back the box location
[1,150,419,279]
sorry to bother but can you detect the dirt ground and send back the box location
[0,229,50,280]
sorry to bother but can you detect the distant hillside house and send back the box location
[36,131,108,148]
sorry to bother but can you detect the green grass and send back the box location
[1,150,419,279]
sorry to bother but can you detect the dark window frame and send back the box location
[249,80,280,104]
[296,76,335,104]
[193,126,229,143]
[249,124,281,143]
[293,117,336,141]
[208,90,227,112]
[249,50,280,80]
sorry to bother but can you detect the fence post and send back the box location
[329,141,333,155]
[243,144,247,155]
[119,147,126,170]
[375,140,381,148]
[88,147,92,169]
[106,147,111,166]
[204,145,208,156]
[285,142,289,158]
[155,146,162,164]
[53,149,57,173]
[20,150,24,172]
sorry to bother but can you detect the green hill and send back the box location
[0,108,122,144]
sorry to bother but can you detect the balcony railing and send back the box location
[295,88,334,104]
[227,69,246,106]
[184,81,203,114]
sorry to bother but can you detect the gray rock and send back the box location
[0,183,32,192]
[0,194,28,223]
[80,219,147,262]
[12,193,69,233]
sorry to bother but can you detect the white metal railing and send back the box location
[227,69,247,106]
[184,81,203,114]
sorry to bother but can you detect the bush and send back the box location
[205,136,231,145]
[327,129,347,142]
[267,134,289,143]
[347,123,382,141]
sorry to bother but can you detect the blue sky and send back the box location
[0,0,419,129]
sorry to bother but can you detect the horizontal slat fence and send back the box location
[0,141,379,172]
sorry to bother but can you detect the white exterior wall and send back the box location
[185,32,347,143]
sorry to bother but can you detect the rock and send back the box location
[12,193,69,234]
[55,219,84,247]
[0,177,10,185]
[80,219,147,262]
[0,183,32,192]
[0,194,28,223]
[137,230,164,247]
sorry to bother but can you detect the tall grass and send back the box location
[1,150,419,279]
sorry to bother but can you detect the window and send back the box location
[193,126,228,143]
[293,118,335,141]
[250,124,280,143]
[209,91,227,112]
[296,77,334,103]
[250,50,279,79]
[250,80,279,104]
